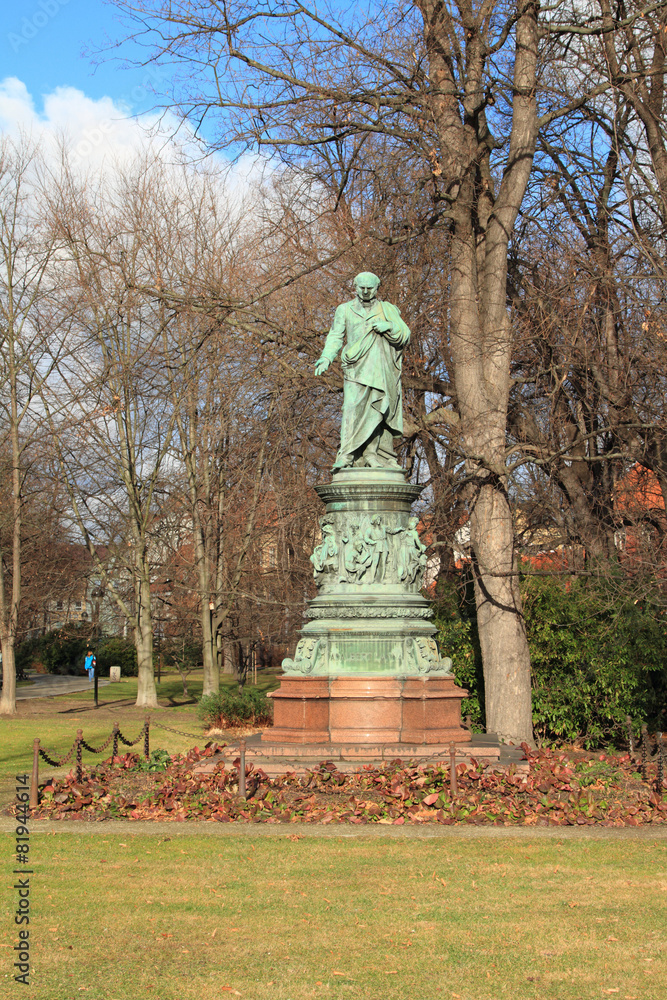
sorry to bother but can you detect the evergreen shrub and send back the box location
[433,573,667,747]
[15,626,138,676]
[198,688,273,728]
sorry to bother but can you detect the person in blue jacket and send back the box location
[84,649,96,683]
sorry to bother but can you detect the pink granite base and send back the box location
[264,675,470,745]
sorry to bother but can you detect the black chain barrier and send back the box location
[37,742,77,769]
[150,720,208,740]
[80,732,115,754]
[30,716,215,804]
[33,719,153,788]
[117,720,150,748]
[627,717,665,795]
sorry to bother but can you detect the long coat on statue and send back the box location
[320,297,411,468]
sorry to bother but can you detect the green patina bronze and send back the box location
[314,272,410,470]
[282,275,451,678]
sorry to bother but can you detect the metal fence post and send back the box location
[239,739,246,799]
[76,729,83,783]
[449,744,458,796]
[641,725,649,782]
[112,722,119,760]
[657,733,664,796]
[144,717,150,761]
[30,738,40,809]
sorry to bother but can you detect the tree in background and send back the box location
[40,154,182,709]
[0,138,60,714]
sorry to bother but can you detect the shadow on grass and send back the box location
[57,699,138,714]
[56,696,200,714]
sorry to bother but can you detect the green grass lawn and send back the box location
[0,669,280,809]
[0,832,665,999]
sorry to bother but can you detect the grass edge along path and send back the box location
[1,831,665,1000]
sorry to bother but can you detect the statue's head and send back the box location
[408,516,418,529]
[354,272,380,302]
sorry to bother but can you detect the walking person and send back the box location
[84,648,96,683]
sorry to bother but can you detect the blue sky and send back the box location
[2,0,153,113]
[0,1,211,173]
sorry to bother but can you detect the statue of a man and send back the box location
[315,272,410,469]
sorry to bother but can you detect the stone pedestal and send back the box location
[263,467,470,746]
[269,675,469,744]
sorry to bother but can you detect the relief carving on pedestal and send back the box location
[406,636,441,674]
[340,522,372,583]
[282,632,452,676]
[305,605,433,620]
[310,517,338,581]
[281,636,323,675]
[310,512,428,590]
[363,515,404,582]
[395,515,428,585]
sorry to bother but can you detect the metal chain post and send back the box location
[657,734,664,796]
[112,722,119,759]
[75,729,83,783]
[449,744,458,796]
[144,717,150,761]
[641,725,649,782]
[30,738,40,810]
[238,738,246,799]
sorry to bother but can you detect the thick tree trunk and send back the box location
[0,350,23,717]
[0,638,17,716]
[134,570,157,708]
[434,0,538,744]
[470,483,532,742]
[447,207,534,742]
[201,602,218,696]
[192,512,219,697]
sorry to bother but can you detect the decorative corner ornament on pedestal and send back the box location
[264,272,470,745]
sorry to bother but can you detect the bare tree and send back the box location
[106,0,544,740]
[39,154,185,709]
[107,0,667,740]
[506,52,667,583]
[0,139,58,715]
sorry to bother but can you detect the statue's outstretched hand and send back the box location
[315,357,330,376]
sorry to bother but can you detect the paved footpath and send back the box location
[1,817,666,839]
[15,674,110,700]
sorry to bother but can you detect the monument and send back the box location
[264,272,470,746]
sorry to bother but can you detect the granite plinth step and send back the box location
[192,734,528,776]
[248,739,497,760]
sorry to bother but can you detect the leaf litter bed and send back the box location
[22,743,667,826]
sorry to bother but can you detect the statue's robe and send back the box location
[320,298,411,468]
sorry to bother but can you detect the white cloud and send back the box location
[0,76,185,171]
[0,76,270,202]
